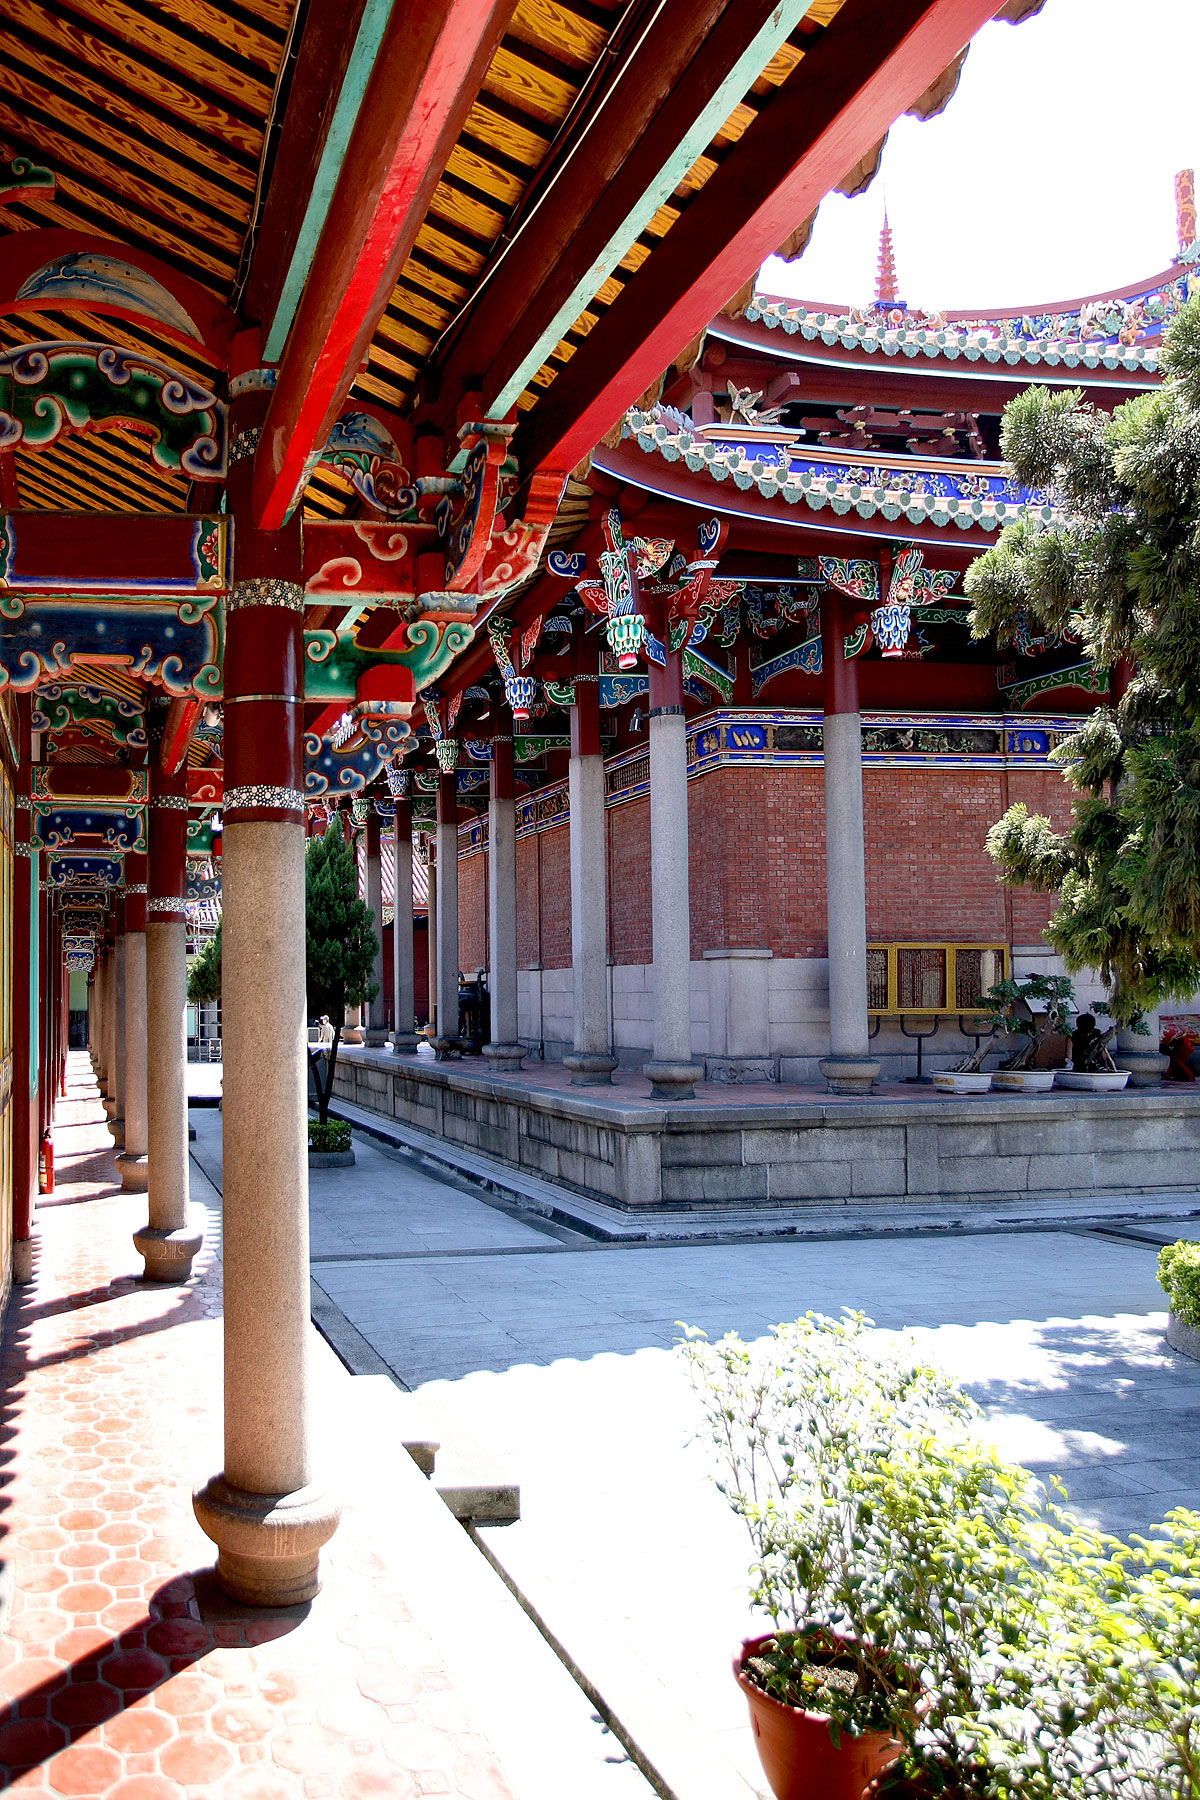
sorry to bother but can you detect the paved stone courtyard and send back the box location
[6,1068,1196,1800]
[193,1105,1200,1800]
[0,1058,646,1800]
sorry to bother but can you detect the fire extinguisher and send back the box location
[38,1131,54,1196]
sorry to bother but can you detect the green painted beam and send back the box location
[486,0,811,421]
[264,0,398,364]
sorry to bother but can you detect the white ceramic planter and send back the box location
[992,1069,1057,1093]
[932,1072,993,1095]
[1053,1070,1131,1092]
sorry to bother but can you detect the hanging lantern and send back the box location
[504,674,537,719]
[607,612,647,670]
[871,600,911,658]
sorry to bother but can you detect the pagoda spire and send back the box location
[1176,168,1196,256]
[874,207,900,308]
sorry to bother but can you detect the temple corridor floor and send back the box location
[192,1105,1200,1800]
[0,1054,645,1800]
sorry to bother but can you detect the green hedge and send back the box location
[308,1118,351,1154]
[1157,1239,1200,1326]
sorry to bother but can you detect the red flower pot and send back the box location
[734,1634,903,1800]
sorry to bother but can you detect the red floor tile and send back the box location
[0,1055,520,1799]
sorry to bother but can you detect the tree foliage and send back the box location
[180,828,381,1124]
[187,923,221,1005]
[965,297,1200,1022]
[305,825,379,1124]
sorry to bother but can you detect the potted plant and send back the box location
[1157,1240,1200,1361]
[681,1314,1045,1800]
[976,974,1074,1093]
[1054,1006,1130,1092]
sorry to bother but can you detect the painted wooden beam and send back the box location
[425,0,744,429]
[247,0,382,356]
[515,0,1008,478]
[0,513,228,594]
[482,0,813,423]
[160,697,201,776]
[251,0,520,532]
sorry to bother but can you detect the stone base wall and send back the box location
[511,949,1151,1083]
[332,1047,1200,1211]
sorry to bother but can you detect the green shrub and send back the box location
[308,1118,351,1154]
[1158,1240,1200,1325]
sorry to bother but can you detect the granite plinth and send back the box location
[332,1046,1200,1212]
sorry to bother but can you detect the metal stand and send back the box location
[900,1013,939,1082]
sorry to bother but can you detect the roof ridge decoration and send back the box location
[740,269,1190,369]
[623,405,1053,534]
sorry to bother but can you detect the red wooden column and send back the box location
[193,339,341,1609]
[818,596,879,1095]
[12,698,37,1284]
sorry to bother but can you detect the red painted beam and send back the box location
[0,513,228,594]
[160,698,201,776]
[251,0,520,532]
[424,0,749,430]
[515,0,1009,477]
[241,0,372,330]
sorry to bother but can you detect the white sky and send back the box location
[760,0,1200,314]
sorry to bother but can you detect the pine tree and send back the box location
[187,922,221,1005]
[965,297,1200,1024]
[305,825,380,1124]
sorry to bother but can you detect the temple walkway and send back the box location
[0,1054,648,1800]
[191,1106,1200,1800]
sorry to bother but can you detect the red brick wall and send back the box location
[458,852,487,971]
[459,761,1078,966]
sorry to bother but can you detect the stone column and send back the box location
[13,705,37,1284]
[819,596,879,1095]
[389,785,418,1052]
[432,766,461,1057]
[116,852,149,1191]
[425,842,437,1031]
[193,350,339,1607]
[363,806,387,1046]
[93,947,106,1086]
[484,735,522,1071]
[105,908,127,1145]
[565,661,616,1084]
[643,648,701,1100]
[136,767,201,1275]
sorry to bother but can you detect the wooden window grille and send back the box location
[867,943,1009,1014]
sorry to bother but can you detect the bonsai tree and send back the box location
[982,973,1075,1070]
[305,824,379,1127]
[964,295,1200,1027]
[187,922,221,1005]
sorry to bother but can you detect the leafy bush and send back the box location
[680,1313,1044,1765]
[1158,1240,1200,1326]
[308,1118,351,1154]
[683,1310,1200,1799]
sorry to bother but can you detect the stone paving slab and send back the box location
[0,1055,650,1800]
[295,1118,1200,1800]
